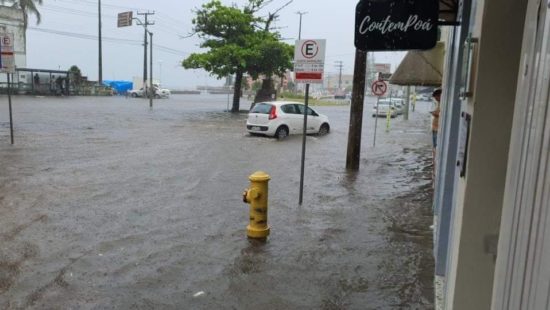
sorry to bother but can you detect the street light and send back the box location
[296,11,307,40]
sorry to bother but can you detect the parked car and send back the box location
[372,100,397,118]
[128,88,145,97]
[416,94,431,101]
[246,101,330,140]
[127,86,171,98]
[391,98,405,115]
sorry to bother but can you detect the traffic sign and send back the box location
[371,80,387,96]
[118,11,133,27]
[378,72,392,81]
[294,39,326,84]
[0,33,15,73]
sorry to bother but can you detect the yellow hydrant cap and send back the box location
[249,171,271,182]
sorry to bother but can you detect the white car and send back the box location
[372,100,397,118]
[155,88,171,98]
[128,87,171,98]
[246,101,330,140]
[391,98,405,115]
[416,94,431,101]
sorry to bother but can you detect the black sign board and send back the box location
[355,0,439,51]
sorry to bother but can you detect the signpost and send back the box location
[346,0,438,170]
[117,11,133,27]
[1,32,15,144]
[371,80,388,147]
[295,39,326,205]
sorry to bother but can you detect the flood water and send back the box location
[0,94,434,309]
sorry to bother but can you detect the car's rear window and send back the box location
[250,103,273,114]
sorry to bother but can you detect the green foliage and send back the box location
[182,0,293,80]
[246,32,294,80]
[68,65,83,86]
[251,80,262,92]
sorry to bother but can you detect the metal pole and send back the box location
[98,0,102,84]
[345,49,367,170]
[143,15,148,92]
[299,83,310,205]
[298,15,302,40]
[7,73,14,144]
[296,11,308,40]
[373,97,379,147]
[412,86,416,112]
[149,31,153,108]
[404,85,410,120]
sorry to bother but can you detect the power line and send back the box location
[42,1,190,39]
[27,27,189,56]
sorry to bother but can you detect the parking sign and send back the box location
[0,33,15,73]
[294,39,326,84]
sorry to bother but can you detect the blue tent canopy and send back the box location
[103,80,133,94]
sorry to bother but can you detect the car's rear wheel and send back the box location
[275,126,289,140]
[318,123,330,136]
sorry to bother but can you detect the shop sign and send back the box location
[355,0,439,51]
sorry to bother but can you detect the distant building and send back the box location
[324,73,353,92]
[0,6,26,68]
[374,63,391,73]
[0,6,25,85]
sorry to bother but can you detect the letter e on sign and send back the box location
[2,36,10,46]
[302,41,319,59]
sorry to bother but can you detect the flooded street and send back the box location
[1,94,434,309]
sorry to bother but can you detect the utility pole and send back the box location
[345,49,367,171]
[149,31,153,108]
[334,61,344,90]
[137,11,154,91]
[98,0,102,84]
[296,11,307,40]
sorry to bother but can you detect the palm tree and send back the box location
[1,0,43,53]
[1,0,43,29]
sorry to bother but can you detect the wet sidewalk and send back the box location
[0,95,434,309]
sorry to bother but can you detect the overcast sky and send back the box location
[25,0,405,89]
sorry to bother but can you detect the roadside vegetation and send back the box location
[278,91,350,106]
[182,0,294,113]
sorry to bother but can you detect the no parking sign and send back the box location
[371,80,387,96]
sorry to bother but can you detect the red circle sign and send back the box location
[371,80,387,96]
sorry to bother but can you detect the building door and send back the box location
[492,0,550,309]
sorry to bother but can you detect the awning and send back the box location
[389,42,445,87]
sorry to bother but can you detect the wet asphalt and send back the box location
[0,94,435,309]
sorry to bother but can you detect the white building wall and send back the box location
[0,6,26,69]
[492,1,550,308]
[443,0,528,308]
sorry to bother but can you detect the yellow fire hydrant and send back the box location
[243,171,270,239]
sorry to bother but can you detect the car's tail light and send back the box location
[268,106,277,120]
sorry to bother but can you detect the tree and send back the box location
[1,0,42,30]
[68,65,83,87]
[182,0,293,112]
[183,0,257,112]
[247,32,293,104]
[1,0,43,55]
